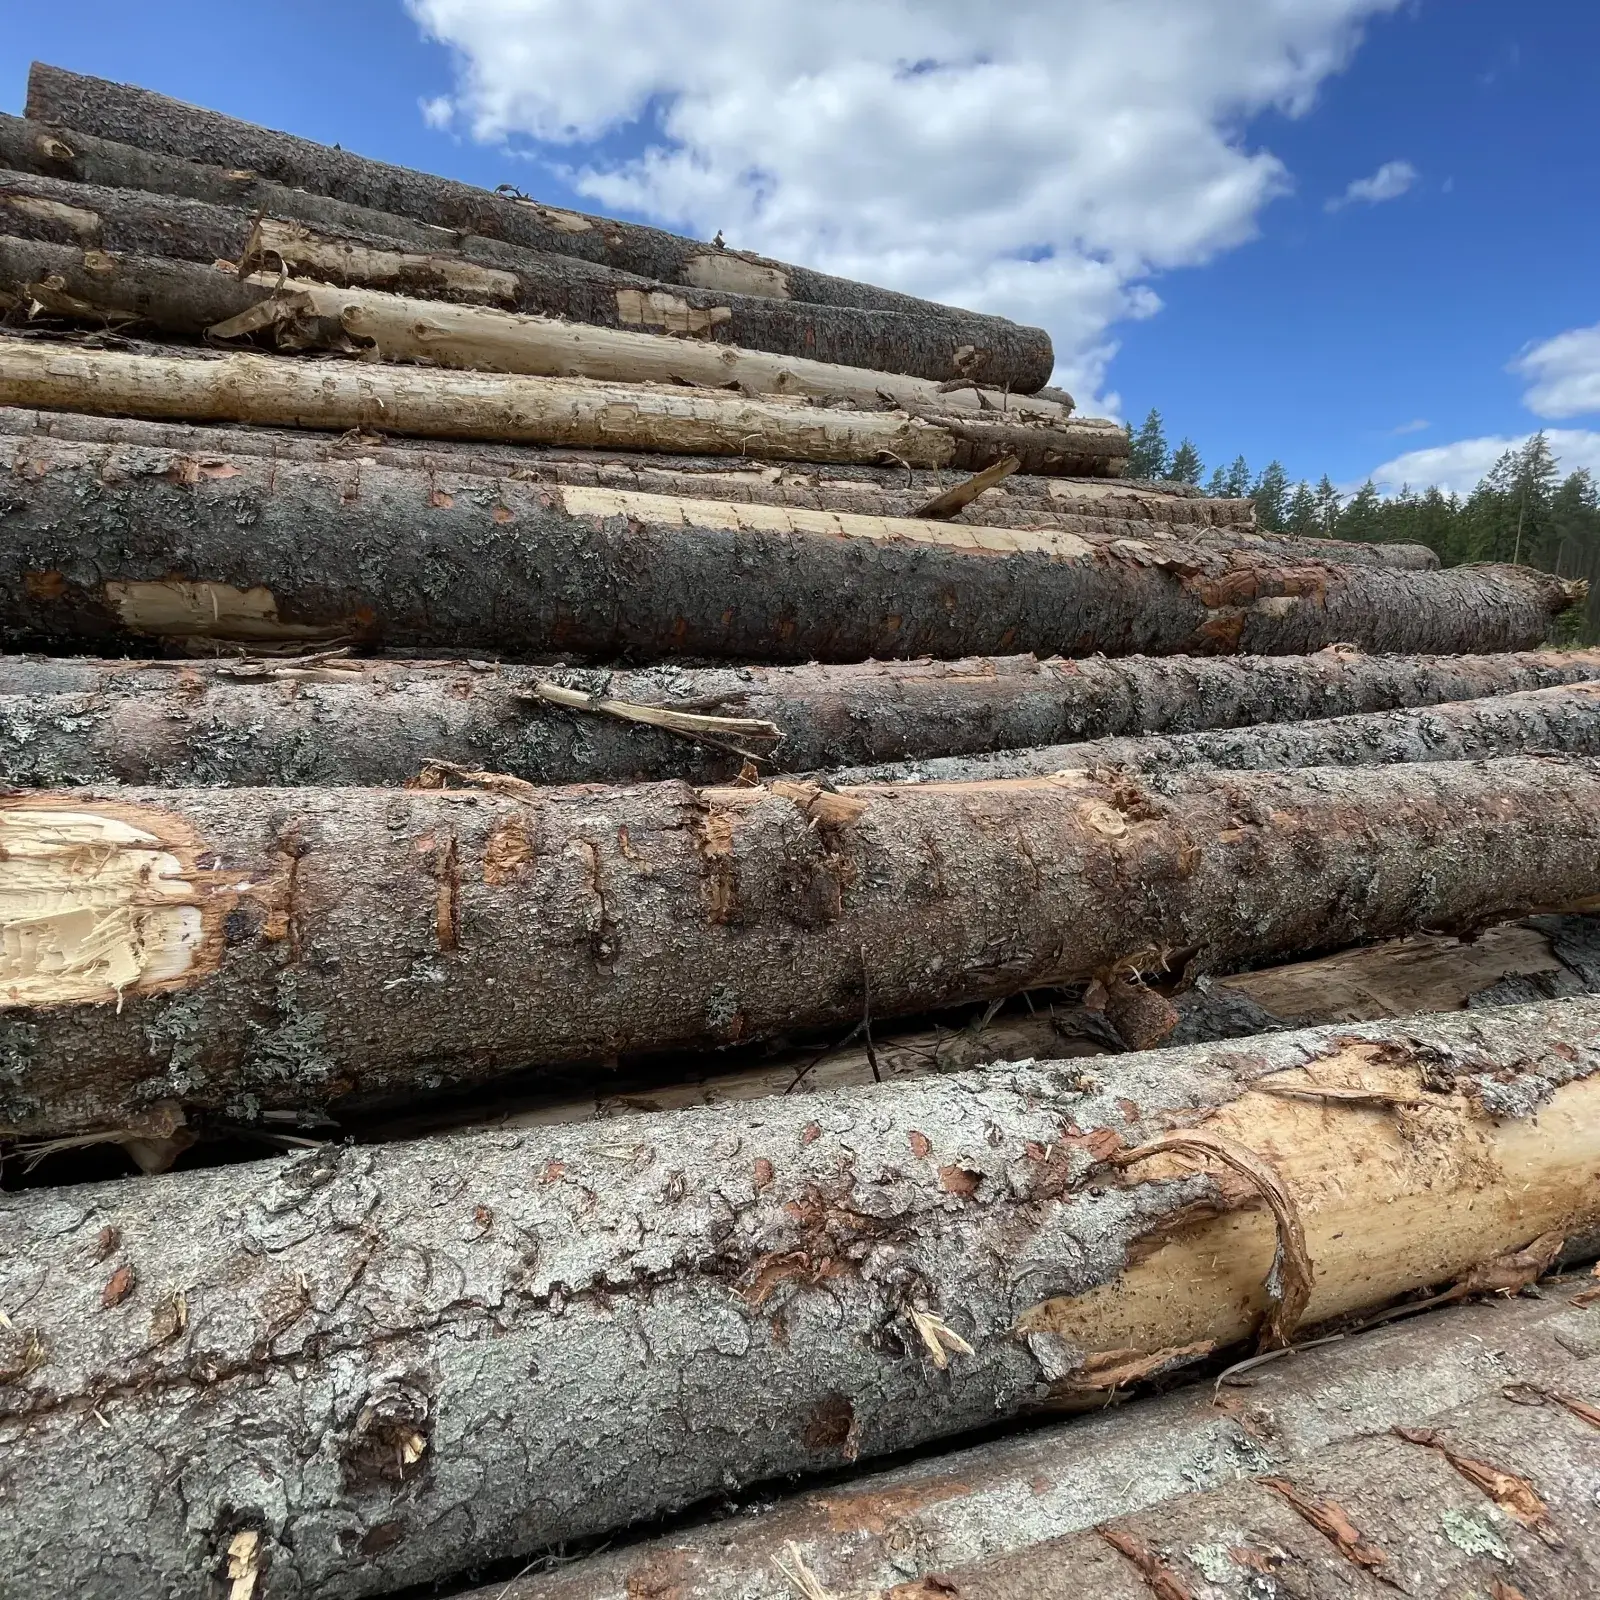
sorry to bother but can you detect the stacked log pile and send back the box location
[1,62,1597,1600]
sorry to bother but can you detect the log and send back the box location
[5,756,1600,1141]
[3,646,1599,790]
[2,998,1598,1599]
[0,155,1058,386]
[476,1286,1600,1600]
[877,1387,1600,1598]
[24,62,1056,362]
[832,680,1600,785]
[0,331,1122,477]
[364,913,1600,1146]
[0,437,1570,663]
[0,234,1068,420]
[5,399,1267,533]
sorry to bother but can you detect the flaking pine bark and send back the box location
[0,336,1121,477]
[23,61,1057,378]
[0,158,1056,386]
[5,655,1600,791]
[487,1288,1600,1600]
[6,756,1600,1140]
[2,999,1598,1599]
[0,437,1573,663]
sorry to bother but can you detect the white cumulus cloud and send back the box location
[405,0,1401,405]
[1513,321,1600,419]
[1324,158,1417,211]
[1368,430,1600,496]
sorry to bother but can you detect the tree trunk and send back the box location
[5,756,1600,1140]
[4,646,1600,791]
[0,332,1122,477]
[362,913,1600,1146]
[2,998,1597,1599]
[475,1284,1600,1600]
[23,63,1057,362]
[0,160,1058,387]
[881,1386,1600,1598]
[0,234,1069,421]
[0,399,1275,534]
[0,437,1570,663]
[833,680,1600,785]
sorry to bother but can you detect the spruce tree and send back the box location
[1250,462,1291,531]
[1286,481,1318,535]
[1127,409,1170,480]
[1313,475,1343,535]
[1223,455,1252,499]
[1205,465,1230,497]
[1168,438,1204,485]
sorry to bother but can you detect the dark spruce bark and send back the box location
[23,63,1058,385]
[0,158,1058,385]
[0,439,1572,663]
[0,402,1275,536]
[2,999,1597,1598]
[4,652,1600,790]
[484,1287,1600,1600]
[832,680,1600,785]
[6,756,1600,1140]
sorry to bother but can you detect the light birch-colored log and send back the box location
[0,337,1122,473]
[1,999,1597,1598]
[5,757,1600,1141]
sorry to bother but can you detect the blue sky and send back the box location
[3,1,1596,493]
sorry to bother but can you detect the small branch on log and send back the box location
[911,454,1021,519]
[518,679,783,761]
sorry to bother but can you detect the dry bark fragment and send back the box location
[2,1000,1599,1599]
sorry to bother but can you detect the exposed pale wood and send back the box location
[911,453,1022,518]
[3,999,1597,1598]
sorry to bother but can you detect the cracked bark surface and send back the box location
[0,155,1055,386]
[7,756,1600,1140]
[831,679,1600,785]
[2,1000,1599,1598]
[4,651,1600,792]
[0,405,1280,540]
[22,63,1057,375]
[0,437,1572,664]
[0,333,1122,477]
[478,1287,1600,1600]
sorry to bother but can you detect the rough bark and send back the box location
[832,680,1600,785]
[0,156,1058,386]
[0,331,1121,476]
[1,401,1269,534]
[877,1387,1600,1598]
[6,756,1600,1140]
[2,999,1598,1599]
[0,234,1067,420]
[5,648,1600,790]
[23,62,1057,364]
[481,1287,1600,1600]
[0,437,1570,664]
[366,914,1600,1146]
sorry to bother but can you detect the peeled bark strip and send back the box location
[2,1001,1598,1599]
[482,1288,1600,1600]
[1,401,1274,534]
[23,62,1056,365]
[0,336,1121,476]
[8,647,1598,790]
[0,438,1570,664]
[834,680,1600,785]
[879,1387,1600,1599]
[0,234,1067,420]
[6,756,1600,1140]
[0,158,1057,385]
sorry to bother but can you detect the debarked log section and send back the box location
[23,60,1057,361]
[0,155,1056,386]
[5,654,1600,791]
[2,999,1598,1600]
[7,756,1600,1139]
[0,439,1574,663]
[0,334,1122,476]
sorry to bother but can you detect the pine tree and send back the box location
[1313,475,1343,535]
[1223,455,1252,499]
[1127,409,1170,480]
[1250,461,1291,532]
[1205,465,1229,497]
[1286,481,1318,535]
[1337,481,1385,543]
[1168,438,1203,485]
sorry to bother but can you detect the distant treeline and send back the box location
[1129,410,1600,644]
